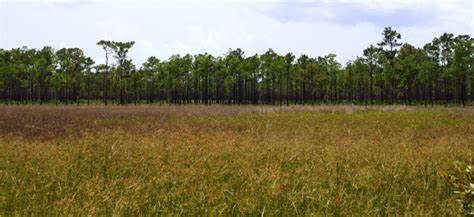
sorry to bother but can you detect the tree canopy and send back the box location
[1,27,472,105]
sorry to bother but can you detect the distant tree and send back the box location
[83,57,95,104]
[193,53,215,105]
[0,28,472,106]
[142,56,160,104]
[109,41,135,104]
[378,27,402,102]
[224,49,245,104]
[322,54,341,103]
[363,45,381,104]
[285,53,295,106]
[249,55,261,104]
[451,35,473,105]
[395,44,421,104]
[296,55,309,103]
[96,40,114,105]
[55,48,88,104]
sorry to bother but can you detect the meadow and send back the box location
[0,105,472,215]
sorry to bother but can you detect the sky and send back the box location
[0,0,472,66]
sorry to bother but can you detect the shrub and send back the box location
[442,161,474,216]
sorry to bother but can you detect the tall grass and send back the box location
[0,106,472,215]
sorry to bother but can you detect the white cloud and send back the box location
[0,2,3,47]
[1,0,472,66]
[97,17,140,40]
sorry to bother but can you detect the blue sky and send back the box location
[1,0,472,66]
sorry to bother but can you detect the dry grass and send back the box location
[0,105,473,215]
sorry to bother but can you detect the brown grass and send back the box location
[0,104,420,140]
[0,105,473,215]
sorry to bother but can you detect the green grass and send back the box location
[0,106,472,215]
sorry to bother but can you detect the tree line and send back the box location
[0,27,472,106]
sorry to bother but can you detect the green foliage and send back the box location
[0,28,473,105]
[441,161,474,215]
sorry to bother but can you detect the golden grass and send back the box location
[0,105,473,215]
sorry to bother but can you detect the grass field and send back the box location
[0,105,472,215]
